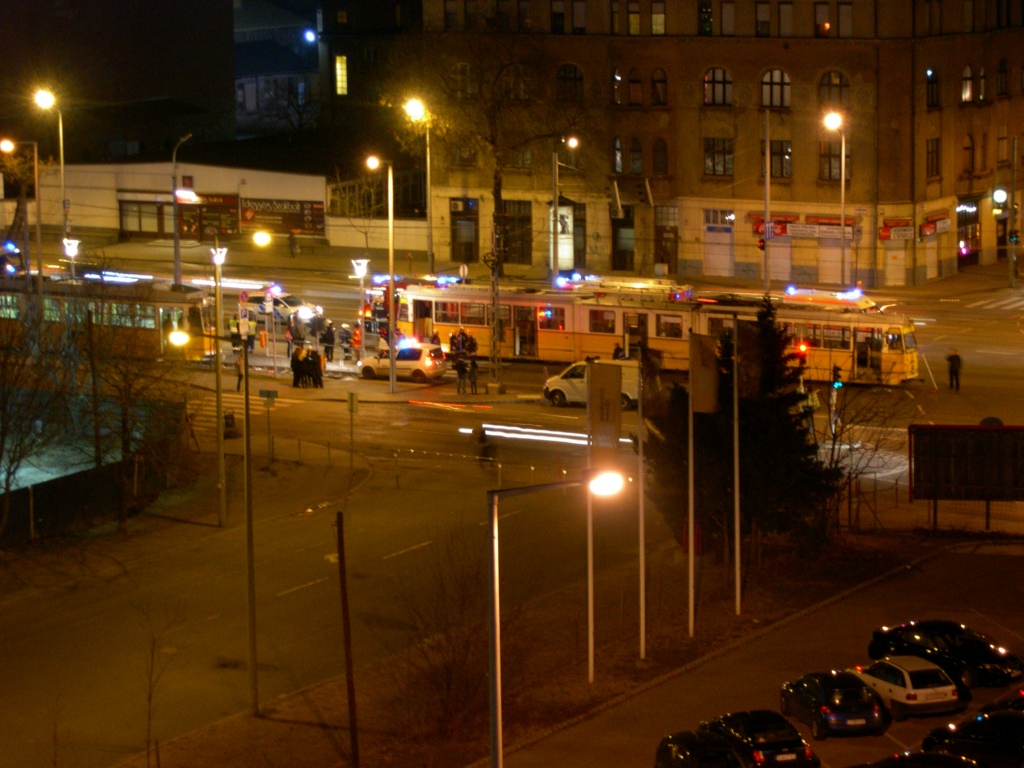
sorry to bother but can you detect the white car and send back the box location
[358,343,447,382]
[247,292,321,322]
[851,655,967,721]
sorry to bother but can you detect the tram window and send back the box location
[886,328,904,351]
[111,303,134,327]
[903,331,917,349]
[43,298,61,322]
[708,318,728,337]
[487,304,511,325]
[589,309,617,334]
[461,302,487,326]
[136,304,156,329]
[538,306,566,330]
[822,326,850,350]
[792,323,821,347]
[656,314,684,338]
[436,301,460,324]
[0,294,19,319]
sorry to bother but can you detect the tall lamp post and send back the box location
[404,99,433,274]
[367,155,396,394]
[488,470,624,768]
[171,132,193,288]
[1,138,43,295]
[824,112,847,285]
[212,245,228,528]
[34,90,68,239]
[550,136,579,287]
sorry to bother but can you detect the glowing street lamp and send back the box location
[487,468,623,768]
[1,137,43,295]
[404,98,434,273]
[34,89,68,240]
[366,155,396,394]
[824,112,848,284]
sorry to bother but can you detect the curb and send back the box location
[466,539,975,768]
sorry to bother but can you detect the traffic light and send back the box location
[831,364,843,389]
[1011,230,1020,244]
[757,238,766,251]
[796,342,808,364]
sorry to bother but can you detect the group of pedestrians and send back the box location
[290,345,325,388]
[441,327,480,394]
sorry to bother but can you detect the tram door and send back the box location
[623,312,649,357]
[853,327,882,381]
[514,307,537,357]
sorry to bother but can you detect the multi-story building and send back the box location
[319,1,1024,288]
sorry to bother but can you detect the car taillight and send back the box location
[818,705,833,716]
[906,692,917,701]
[950,689,958,698]
[871,703,881,715]
[424,357,433,366]
[803,746,814,760]
[752,751,765,765]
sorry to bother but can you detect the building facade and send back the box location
[317,0,1024,287]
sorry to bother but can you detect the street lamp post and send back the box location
[550,136,579,287]
[404,99,433,274]
[488,470,624,768]
[367,156,396,394]
[171,133,193,288]
[34,90,68,239]
[212,245,228,529]
[824,113,847,285]
[352,258,369,361]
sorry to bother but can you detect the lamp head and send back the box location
[404,98,426,122]
[168,330,190,347]
[252,231,271,247]
[34,90,56,110]
[565,136,579,149]
[211,247,227,266]
[366,155,381,171]
[589,471,624,497]
[0,139,14,153]
[823,112,843,132]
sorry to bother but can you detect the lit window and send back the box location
[815,2,830,36]
[703,68,732,106]
[628,1,640,34]
[613,138,623,173]
[762,140,792,179]
[651,2,665,34]
[335,55,348,96]
[962,66,973,102]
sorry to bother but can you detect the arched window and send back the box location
[962,66,973,102]
[963,134,974,173]
[761,69,791,108]
[613,138,623,173]
[451,63,476,99]
[978,68,986,101]
[612,68,622,105]
[703,68,732,106]
[629,137,642,174]
[557,64,584,101]
[926,69,941,108]
[818,71,849,108]
[652,138,668,174]
[651,69,668,106]
[628,68,642,105]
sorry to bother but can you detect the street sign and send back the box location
[239,290,249,304]
[258,389,278,402]
[264,291,273,313]
[348,391,358,414]
[459,263,469,279]
[764,221,774,240]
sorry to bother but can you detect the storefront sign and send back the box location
[879,226,915,241]
[920,221,937,237]
[240,198,325,236]
[753,221,788,236]
[935,217,951,233]
[786,223,819,238]
[883,218,912,228]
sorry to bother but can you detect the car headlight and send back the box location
[297,307,313,320]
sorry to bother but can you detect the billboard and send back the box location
[909,424,1024,501]
[239,198,325,236]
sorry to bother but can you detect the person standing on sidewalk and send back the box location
[469,357,478,394]
[946,348,962,391]
[455,356,468,394]
[235,354,244,391]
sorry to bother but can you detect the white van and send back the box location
[543,358,640,409]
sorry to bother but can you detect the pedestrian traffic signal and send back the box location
[757,238,766,251]
[831,364,843,389]
[1011,229,1020,244]
[796,342,808,363]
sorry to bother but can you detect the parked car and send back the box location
[357,343,447,382]
[698,710,820,768]
[979,687,1024,714]
[847,752,978,768]
[247,289,322,323]
[779,671,888,739]
[851,656,968,721]
[868,620,1023,688]
[921,710,1024,768]
[654,730,743,768]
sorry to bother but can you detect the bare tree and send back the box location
[133,600,187,768]
[328,169,386,253]
[262,76,322,134]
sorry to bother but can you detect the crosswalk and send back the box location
[188,391,304,432]
[962,293,1024,311]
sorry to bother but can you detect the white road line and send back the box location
[921,351,939,390]
[885,731,911,751]
[985,296,1024,309]
[965,298,993,307]
[382,540,433,560]
[917,405,926,415]
[976,350,1017,355]
[276,577,329,597]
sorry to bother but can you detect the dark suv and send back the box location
[654,731,742,768]
[868,620,1023,688]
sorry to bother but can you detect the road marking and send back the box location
[885,732,910,751]
[904,391,915,400]
[931,334,947,342]
[971,608,1024,642]
[965,298,991,308]
[920,352,939,391]
[276,577,329,597]
[382,540,433,560]
[976,349,1017,355]
[917,405,926,415]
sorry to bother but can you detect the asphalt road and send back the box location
[503,543,1024,768]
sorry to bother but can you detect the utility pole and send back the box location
[1011,136,1018,289]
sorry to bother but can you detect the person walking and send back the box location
[323,322,336,362]
[469,357,478,394]
[455,356,468,394]
[235,354,244,392]
[946,348,962,391]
